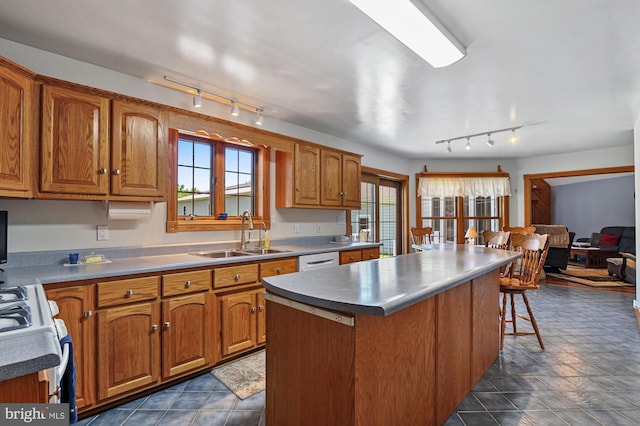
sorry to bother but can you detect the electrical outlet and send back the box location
[97,225,109,241]
[294,224,299,233]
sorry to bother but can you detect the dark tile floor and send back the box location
[77,283,639,426]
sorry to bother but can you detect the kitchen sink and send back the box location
[191,249,252,259]
[239,248,292,255]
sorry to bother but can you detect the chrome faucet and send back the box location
[240,210,254,250]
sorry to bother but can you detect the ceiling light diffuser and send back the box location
[348,0,466,68]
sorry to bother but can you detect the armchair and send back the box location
[532,224,575,272]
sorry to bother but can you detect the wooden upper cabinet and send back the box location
[39,83,168,201]
[294,144,321,206]
[111,100,167,198]
[277,142,361,209]
[0,59,35,198]
[40,84,110,195]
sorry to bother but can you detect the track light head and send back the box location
[465,138,471,151]
[231,100,240,116]
[446,141,452,153]
[193,90,202,108]
[255,108,264,126]
[509,129,518,144]
[486,134,495,146]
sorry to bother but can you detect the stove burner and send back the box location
[0,300,32,332]
[0,286,28,303]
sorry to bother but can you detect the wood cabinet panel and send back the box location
[162,292,215,377]
[162,269,211,297]
[46,285,96,409]
[256,290,266,345]
[111,100,167,198]
[341,153,361,207]
[97,301,161,399]
[259,258,298,280]
[0,59,35,197]
[0,371,49,403]
[471,271,500,384]
[361,247,380,261]
[213,264,259,289]
[294,144,321,205]
[320,149,342,206]
[436,281,471,424]
[340,249,362,265]
[220,290,258,356]
[97,276,159,307]
[40,85,110,195]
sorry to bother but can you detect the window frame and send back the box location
[167,128,270,232]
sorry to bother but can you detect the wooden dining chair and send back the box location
[503,226,536,235]
[483,230,511,249]
[410,227,433,251]
[499,232,549,350]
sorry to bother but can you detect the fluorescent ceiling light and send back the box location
[348,0,466,68]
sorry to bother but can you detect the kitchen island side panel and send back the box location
[471,270,501,384]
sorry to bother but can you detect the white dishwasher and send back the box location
[298,251,339,272]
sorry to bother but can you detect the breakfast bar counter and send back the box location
[262,244,520,425]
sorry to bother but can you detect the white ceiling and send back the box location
[1,0,639,159]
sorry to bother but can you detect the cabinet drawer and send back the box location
[162,270,211,297]
[260,258,298,280]
[340,250,362,264]
[362,247,380,261]
[214,264,259,289]
[97,276,160,307]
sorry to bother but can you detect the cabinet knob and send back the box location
[350,256,355,260]
[234,274,241,281]
[295,187,300,192]
[98,168,108,174]
[251,307,257,313]
[151,324,158,331]
[84,310,92,317]
[112,169,121,175]
[258,305,264,312]
[164,322,171,328]
[185,280,192,287]
[276,267,282,274]
[126,289,134,296]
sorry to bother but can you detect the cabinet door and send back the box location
[362,247,380,261]
[341,153,361,207]
[162,293,215,378]
[256,290,266,345]
[46,285,96,409]
[220,291,257,357]
[340,249,362,264]
[97,302,160,399]
[111,100,167,199]
[293,144,320,205]
[41,85,110,195]
[320,149,342,206]
[0,60,35,197]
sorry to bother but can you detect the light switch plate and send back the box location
[97,225,109,241]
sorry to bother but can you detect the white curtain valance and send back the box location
[418,177,511,198]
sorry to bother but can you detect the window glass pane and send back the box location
[177,166,193,191]
[238,150,253,174]
[224,147,254,215]
[193,143,212,168]
[193,169,211,194]
[225,148,239,172]
[177,140,192,165]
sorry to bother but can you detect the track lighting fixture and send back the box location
[230,100,240,116]
[255,108,264,125]
[486,134,495,146]
[193,90,202,108]
[435,125,523,153]
[163,76,266,125]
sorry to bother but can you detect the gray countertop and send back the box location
[0,334,61,381]
[262,244,521,316]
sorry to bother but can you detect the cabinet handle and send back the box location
[276,267,282,274]
[185,280,192,287]
[251,307,257,313]
[164,322,171,328]
[350,256,355,260]
[98,168,108,174]
[112,169,121,175]
[234,274,241,281]
[126,289,134,296]
[84,310,92,317]
[258,305,264,312]
[151,324,158,331]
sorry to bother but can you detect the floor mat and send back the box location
[546,268,633,287]
[211,350,265,400]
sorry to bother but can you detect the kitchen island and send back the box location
[262,244,520,425]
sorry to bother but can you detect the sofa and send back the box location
[532,224,576,273]
[577,226,635,283]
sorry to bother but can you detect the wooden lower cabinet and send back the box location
[97,301,161,400]
[46,285,96,409]
[220,288,265,357]
[0,371,49,403]
[162,292,216,377]
[340,247,379,264]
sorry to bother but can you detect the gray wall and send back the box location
[552,175,635,240]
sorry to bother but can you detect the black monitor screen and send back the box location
[0,211,6,264]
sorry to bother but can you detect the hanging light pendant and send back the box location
[231,100,240,116]
[446,141,452,153]
[255,108,264,125]
[193,90,202,108]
